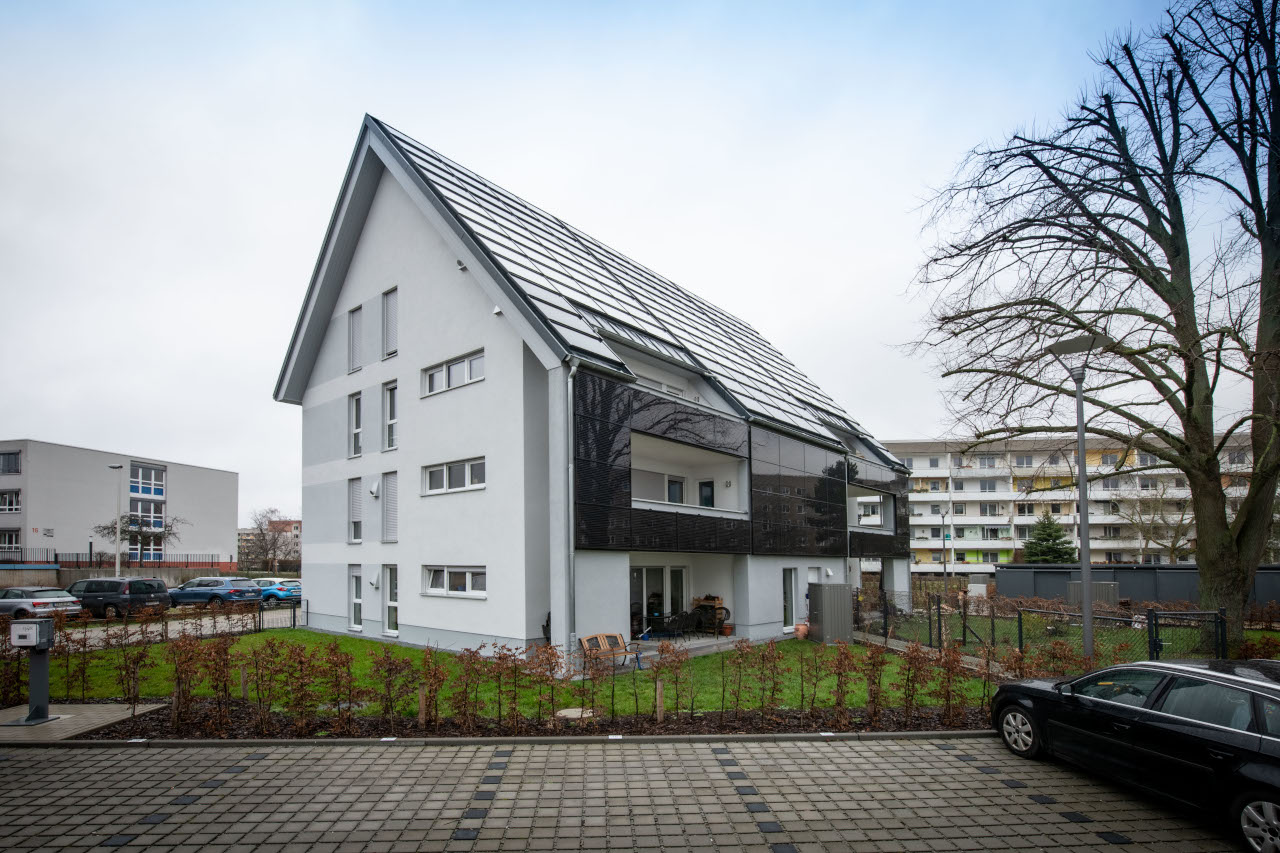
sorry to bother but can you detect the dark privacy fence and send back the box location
[995,563,1280,604]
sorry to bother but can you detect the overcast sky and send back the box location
[1,1,1171,525]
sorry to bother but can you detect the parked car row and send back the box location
[0,576,303,620]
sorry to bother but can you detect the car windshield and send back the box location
[229,580,256,588]
[31,589,73,598]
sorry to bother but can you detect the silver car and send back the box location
[0,586,82,619]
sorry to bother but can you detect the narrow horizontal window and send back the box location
[422,457,486,494]
[423,565,486,597]
[421,349,485,396]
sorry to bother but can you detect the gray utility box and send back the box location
[11,619,55,650]
[807,583,855,644]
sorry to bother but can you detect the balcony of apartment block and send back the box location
[629,433,750,521]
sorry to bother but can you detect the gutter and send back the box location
[565,357,580,647]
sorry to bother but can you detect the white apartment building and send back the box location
[880,437,1255,574]
[274,116,911,652]
[0,439,238,567]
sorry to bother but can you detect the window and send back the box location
[955,552,967,562]
[383,565,399,633]
[423,457,486,493]
[782,567,795,629]
[930,551,943,562]
[1109,501,1120,513]
[929,480,940,492]
[1047,453,1061,465]
[927,526,940,538]
[0,529,19,551]
[1139,477,1157,490]
[348,306,362,372]
[1142,553,1164,565]
[381,472,398,542]
[980,478,997,492]
[929,457,940,468]
[953,480,965,491]
[383,383,397,450]
[981,526,1002,540]
[424,565,487,597]
[1260,697,1280,737]
[1015,478,1033,491]
[1015,454,1033,467]
[981,551,999,563]
[1071,668,1165,706]
[349,566,362,628]
[978,455,996,469]
[695,480,715,508]
[902,457,913,469]
[1102,525,1121,538]
[1101,453,1119,466]
[930,504,942,515]
[1104,551,1123,562]
[130,499,164,529]
[129,464,165,497]
[1102,477,1120,489]
[382,288,398,358]
[1231,475,1249,487]
[0,491,19,512]
[1138,453,1157,466]
[980,502,999,516]
[1174,477,1186,488]
[1154,676,1253,731]
[349,393,362,457]
[1228,450,1247,465]
[421,350,484,396]
[667,476,685,504]
[862,503,880,517]
[348,478,363,542]
[953,503,966,515]
[1050,478,1062,488]
[1050,503,1062,514]
[1015,525,1031,538]
[0,452,18,474]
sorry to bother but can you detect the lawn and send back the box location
[42,629,989,718]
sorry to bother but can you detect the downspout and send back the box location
[565,357,580,648]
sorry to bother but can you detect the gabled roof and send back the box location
[278,115,896,459]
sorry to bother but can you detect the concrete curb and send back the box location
[3,728,997,749]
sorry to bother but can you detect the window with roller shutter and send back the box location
[382,472,398,542]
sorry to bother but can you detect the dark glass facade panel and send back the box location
[629,395,678,435]
[631,508,679,551]
[677,513,718,551]
[779,435,806,472]
[575,372,632,425]
[751,428,779,467]
[658,408,720,448]
[715,421,750,456]
[574,416,630,467]
[575,459,631,507]
[576,504,631,549]
[804,442,828,476]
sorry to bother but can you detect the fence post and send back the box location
[292,601,297,629]
[927,597,933,648]
[853,588,862,630]
[961,595,968,647]
[990,604,996,646]
[880,588,889,641]
[936,594,944,646]
[1217,608,1228,659]
[1017,610,1024,653]
[1149,609,1160,660]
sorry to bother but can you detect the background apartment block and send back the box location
[880,437,1257,573]
[0,439,238,566]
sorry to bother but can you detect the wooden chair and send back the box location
[579,632,643,669]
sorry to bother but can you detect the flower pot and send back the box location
[720,624,734,636]
[795,623,810,640]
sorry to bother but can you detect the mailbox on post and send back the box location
[4,619,56,725]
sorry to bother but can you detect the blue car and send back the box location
[168,577,262,607]
[253,578,301,604]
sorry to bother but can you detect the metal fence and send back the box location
[1015,606,1227,663]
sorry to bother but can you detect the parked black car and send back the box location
[993,659,1280,850]
[65,577,171,618]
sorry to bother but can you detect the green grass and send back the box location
[45,630,988,716]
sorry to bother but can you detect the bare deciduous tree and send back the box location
[1111,480,1197,563]
[242,508,301,572]
[917,0,1278,643]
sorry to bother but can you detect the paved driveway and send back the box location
[0,735,1236,852]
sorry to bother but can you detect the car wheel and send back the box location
[998,704,1042,758]
[104,604,121,619]
[169,596,179,608]
[12,610,29,620]
[1234,792,1280,852]
[207,596,223,608]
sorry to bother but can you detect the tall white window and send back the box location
[421,350,485,396]
[383,382,397,450]
[348,478,363,542]
[422,457,486,494]
[348,306,363,371]
[349,565,362,628]
[349,393,362,456]
[381,472,398,543]
[383,565,399,633]
[129,464,165,497]
[382,288,398,358]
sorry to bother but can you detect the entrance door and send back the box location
[782,567,796,630]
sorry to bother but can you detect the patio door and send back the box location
[669,567,686,614]
[782,567,796,630]
[635,565,689,633]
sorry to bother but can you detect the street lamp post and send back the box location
[1045,333,1113,662]
[108,464,123,578]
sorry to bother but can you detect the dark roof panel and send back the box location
[375,117,872,446]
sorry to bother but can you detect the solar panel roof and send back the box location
[375,117,877,447]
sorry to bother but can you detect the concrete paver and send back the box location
[0,736,1237,851]
[0,703,166,742]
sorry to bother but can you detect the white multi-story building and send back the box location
[0,439,238,567]
[880,437,1255,574]
[274,116,911,652]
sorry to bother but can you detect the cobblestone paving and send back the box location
[0,736,1237,851]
